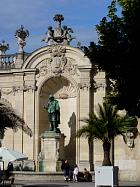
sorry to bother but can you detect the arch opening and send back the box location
[39,76,77,164]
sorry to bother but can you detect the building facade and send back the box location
[0,15,140,181]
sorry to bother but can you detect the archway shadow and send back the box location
[64,112,76,166]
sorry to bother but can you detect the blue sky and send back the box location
[0,0,113,54]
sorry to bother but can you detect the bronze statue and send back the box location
[44,95,60,133]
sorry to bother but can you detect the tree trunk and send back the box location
[111,138,114,166]
[88,139,94,171]
[0,132,4,147]
[102,140,112,166]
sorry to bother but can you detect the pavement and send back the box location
[1,175,140,187]
[5,179,140,187]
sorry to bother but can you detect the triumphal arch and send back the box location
[0,14,105,169]
[0,14,139,181]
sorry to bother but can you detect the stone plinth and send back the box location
[40,131,65,172]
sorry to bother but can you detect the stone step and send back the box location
[13,171,95,181]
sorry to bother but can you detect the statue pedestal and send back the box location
[39,131,65,172]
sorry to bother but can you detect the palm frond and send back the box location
[0,100,33,137]
[77,101,138,143]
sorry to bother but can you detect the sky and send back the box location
[0,0,113,54]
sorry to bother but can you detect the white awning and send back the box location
[0,147,28,161]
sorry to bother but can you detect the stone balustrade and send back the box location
[0,54,16,69]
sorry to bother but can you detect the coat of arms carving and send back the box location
[49,46,67,75]
[37,45,78,77]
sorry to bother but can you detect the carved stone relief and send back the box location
[13,84,36,93]
[0,83,36,95]
[13,85,25,93]
[79,82,91,90]
[79,78,91,91]
[55,83,76,99]
[37,45,78,78]
[0,98,12,107]
[42,14,75,45]
[94,80,106,91]
[0,88,13,95]
[40,77,77,99]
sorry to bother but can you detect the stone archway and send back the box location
[20,44,93,169]
[39,76,77,164]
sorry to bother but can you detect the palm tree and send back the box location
[0,98,32,146]
[76,101,138,167]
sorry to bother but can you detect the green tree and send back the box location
[76,101,138,166]
[0,99,32,146]
[84,0,140,117]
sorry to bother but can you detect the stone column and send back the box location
[39,131,65,172]
[15,53,24,68]
[77,69,91,171]
[94,71,106,167]
[23,72,36,159]
[13,73,24,153]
